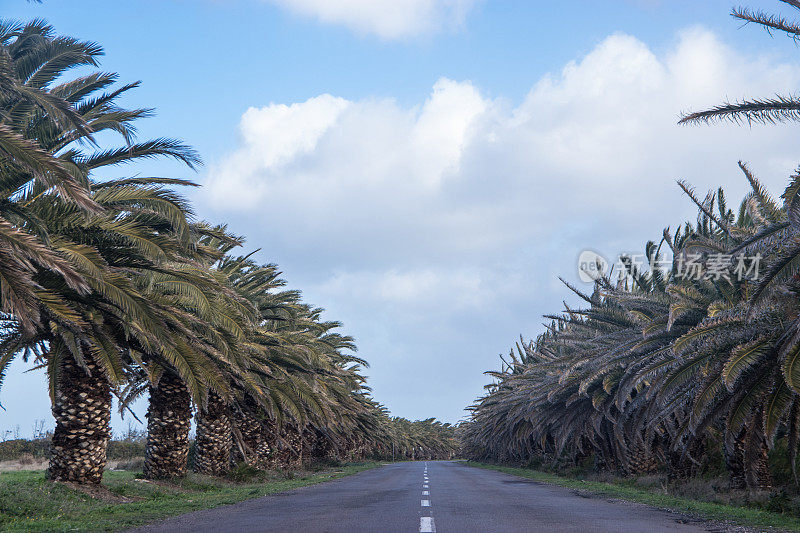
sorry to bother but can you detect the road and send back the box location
[130,461,723,532]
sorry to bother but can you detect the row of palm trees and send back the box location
[0,20,456,485]
[462,1,800,491]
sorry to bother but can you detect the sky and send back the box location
[3,0,800,437]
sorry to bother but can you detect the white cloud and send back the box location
[200,28,800,422]
[264,0,477,39]
[205,77,488,212]
[204,28,800,261]
[320,267,489,309]
[208,94,350,209]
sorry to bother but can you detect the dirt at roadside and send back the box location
[0,457,143,472]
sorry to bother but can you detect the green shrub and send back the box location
[0,438,146,462]
[227,463,264,483]
[106,440,145,460]
[0,439,49,461]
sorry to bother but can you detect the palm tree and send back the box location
[130,229,260,479]
[0,20,202,483]
[0,20,102,339]
[464,164,800,491]
[135,243,256,480]
[0,18,457,484]
[31,176,208,483]
[680,1,800,125]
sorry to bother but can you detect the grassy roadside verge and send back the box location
[0,462,380,532]
[464,461,800,531]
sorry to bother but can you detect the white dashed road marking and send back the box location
[420,463,434,532]
[420,516,436,532]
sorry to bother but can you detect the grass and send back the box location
[465,461,800,531]
[0,462,379,532]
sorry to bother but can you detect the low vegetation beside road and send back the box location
[0,462,379,532]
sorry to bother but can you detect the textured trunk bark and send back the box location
[572,438,591,467]
[345,437,368,462]
[305,428,333,461]
[753,441,773,491]
[274,424,303,468]
[666,437,704,481]
[625,434,658,475]
[194,392,232,475]
[47,353,112,484]
[725,432,747,490]
[143,372,192,479]
[231,399,272,469]
[727,423,773,491]
[254,420,275,466]
[744,418,772,491]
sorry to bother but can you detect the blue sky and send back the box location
[5,0,793,164]
[3,0,800,437]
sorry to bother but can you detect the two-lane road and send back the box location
[131,461,718,532]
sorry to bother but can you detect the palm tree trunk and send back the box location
[194,392,232,475]
[744,417,772,491]
[232,400,270,468]
[270,424,303,468]
[625,434,658,475]
[143,372,192,479]
[306,428,333,462]
[725,431,747,490]
[254,420,274,467]
[666,437,704,481]
[727,422,773,491]
[753,441,773,491]
[47,353,111,484]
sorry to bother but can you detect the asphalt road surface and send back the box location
[130,461,724,533]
